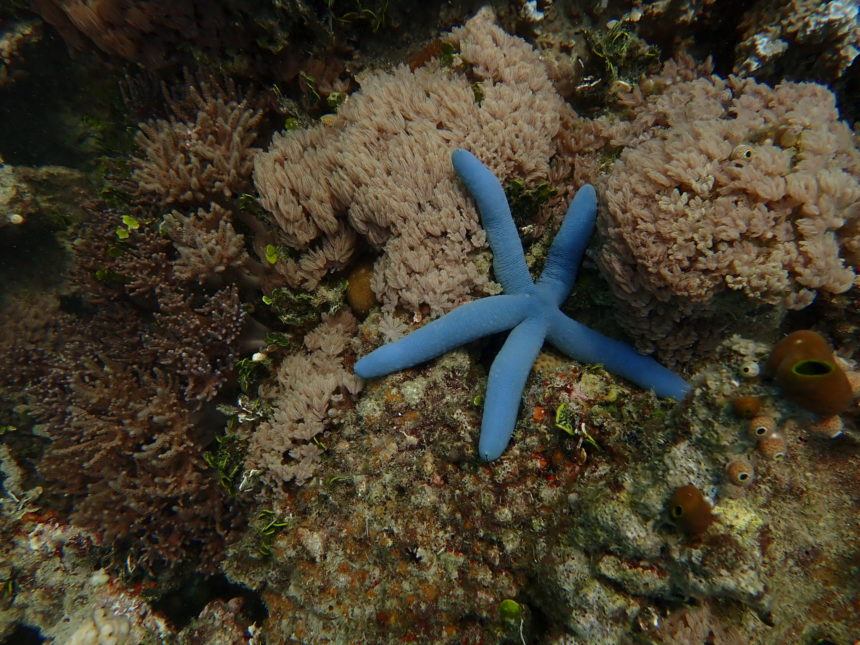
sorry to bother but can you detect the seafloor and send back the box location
[0,1,858,644]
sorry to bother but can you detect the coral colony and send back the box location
[3,3,860,643]
[356,149,690,460]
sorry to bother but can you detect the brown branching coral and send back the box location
[0,292,65,395]
[32,315,240,570]
[131,76,262,206]
[69,208,248,403]
[72,213,173,305]
[162,203,250,286]
[125,73,278,291]
[253,7,576,317]
[146,285,246,402]
[593,66,860,361]
[1,200,250,570]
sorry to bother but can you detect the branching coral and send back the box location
[161,202,250,286]
[125,72,280,293]
[71,209,249,403]
[593,67,860,360]
[31,303,241,570]
[253,7,574,317]
[145,285,246,402]
[131,76,262,206]
[3,202,249,570]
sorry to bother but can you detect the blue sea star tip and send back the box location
[355,148,690,461]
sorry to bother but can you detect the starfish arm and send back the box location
[355,294,532,378]
[547,310,690,400]
[479,313,549,461]
[452,149,535,295]
[536,184,598,305]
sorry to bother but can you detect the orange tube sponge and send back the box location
[731,395,762,418]
[768,330,853,416]
[346,260,378,317]
[668,485,714,536]
[726,459,754,486]
[767,330,831,371]
[747,415,777,439]
[757,434,787,460]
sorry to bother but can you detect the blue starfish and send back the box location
[355,149,689,461]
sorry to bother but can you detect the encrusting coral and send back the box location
[253,7,573,317]
[593,64,860,359]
